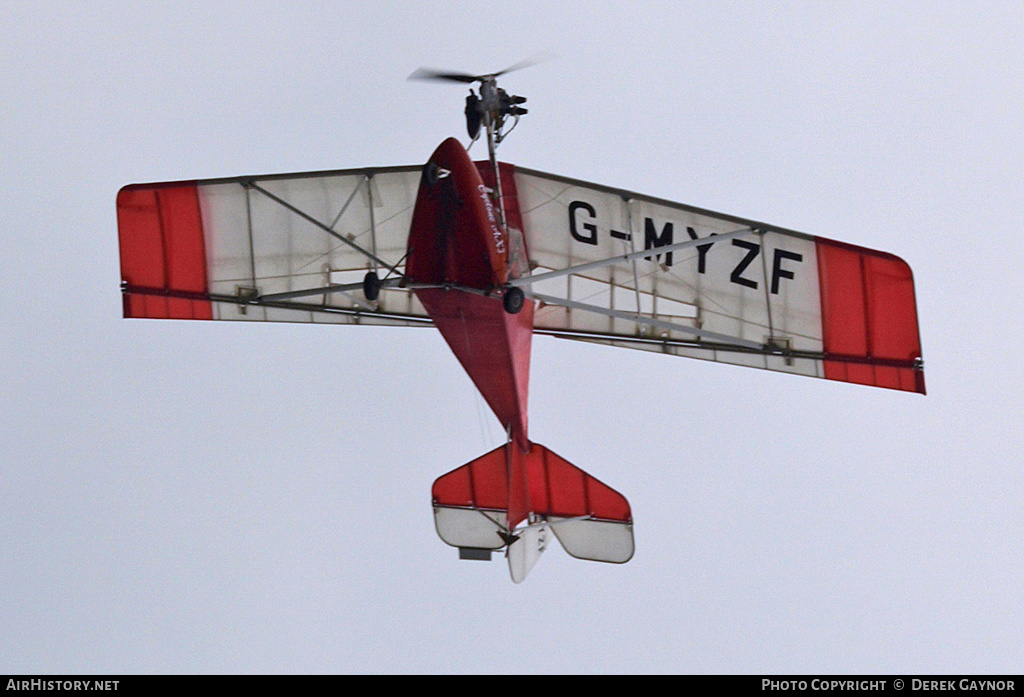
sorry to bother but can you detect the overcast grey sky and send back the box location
[2,0,1022,674]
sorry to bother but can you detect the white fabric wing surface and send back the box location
[203,168,427,325]
[118,166,432,327]
[513,168,826,378]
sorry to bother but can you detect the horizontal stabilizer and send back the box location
[550,516,634,564]
[432,445,509,551]
[525,445,634,564]
[432,442,634,580]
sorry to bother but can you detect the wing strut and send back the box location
[531,292,765,350]
[257,278,405,302]
[242,180,405,278]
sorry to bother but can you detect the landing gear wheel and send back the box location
[502,287,525,314]
[363,271,381,301]
[422,161,441,187]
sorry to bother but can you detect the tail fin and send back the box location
[431,442,634,582]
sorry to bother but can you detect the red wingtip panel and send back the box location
[117,183,211,320]
[816,238,925,394]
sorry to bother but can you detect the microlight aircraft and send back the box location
[116,63,925,582]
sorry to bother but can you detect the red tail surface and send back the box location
[432,442,634,582]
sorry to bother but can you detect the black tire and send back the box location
[363,271,381,301]
[503,287,525,314]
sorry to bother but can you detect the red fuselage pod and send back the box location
[406,138,534,452]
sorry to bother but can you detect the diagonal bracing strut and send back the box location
[242,180,404,278]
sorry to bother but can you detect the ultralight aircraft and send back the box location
[116,63,924,582]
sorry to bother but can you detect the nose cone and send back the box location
[406,137,507,289]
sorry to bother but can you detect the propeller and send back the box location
[409,54,549,143]
[407,53,551,84]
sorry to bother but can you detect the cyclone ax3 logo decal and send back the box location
[478,184,506,255]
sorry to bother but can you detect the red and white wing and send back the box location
[118,162,925,393]
[117,166,431,327]
[510,167,925,394]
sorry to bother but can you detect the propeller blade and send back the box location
[492,53,551,77]
[407,67,480,83]
[409,53,553,84]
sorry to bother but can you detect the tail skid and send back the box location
[431,441,634,583]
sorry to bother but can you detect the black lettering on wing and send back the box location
[687,226,716,274]
[644,218,674,266]
[770,249,803,294]
[568,201,598,245]
[730,239,760,289]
